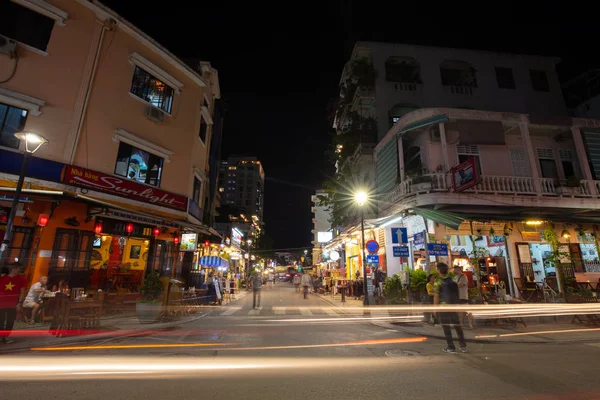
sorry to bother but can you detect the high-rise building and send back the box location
[218,156,265,222]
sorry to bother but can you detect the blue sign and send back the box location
[427,243,449,256]
[366,240,379,254]
[393,246,410,257]
[414,232,424,245]
[391,227,407,244]
[366,255,380,264]
[0,149,65,182]
[187,199,203,221]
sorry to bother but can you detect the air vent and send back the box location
[456,145,479,155]
[0,34,17,58]
[536,148,554,159]
[146,106,164,123]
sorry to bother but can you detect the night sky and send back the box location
[102,1,597,250]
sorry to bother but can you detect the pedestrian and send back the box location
[293,273,300,292]
[433,262,467,354]
[252,271,262,309]
[453,265,474,329]
[425,273,437,325]
[0,263,27,344]
[301,270,312,300]
[23,275,50,324]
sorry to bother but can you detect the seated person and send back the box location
[51,279,69,293]
[23,276,50,324]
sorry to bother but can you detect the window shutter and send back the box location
[559,149,574,161]
[536,148,554,159]
[509,147,531,177]
[456,145,479,155]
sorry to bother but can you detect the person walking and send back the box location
[433,262,466,354]
[453,265,474,329]
[293,273,300,292]
[301,270,312,300]
[251,272,262,309]
[0,264,27,344]
[425,273,437,325]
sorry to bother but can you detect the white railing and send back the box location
[394,82,423,93]
[380,174,600,209]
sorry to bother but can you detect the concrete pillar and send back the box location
[571,127,597,194]
[397,134,405,182]
[439,122,450,172]
[519,120,542,194]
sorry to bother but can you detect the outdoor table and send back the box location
[49,297,104,336]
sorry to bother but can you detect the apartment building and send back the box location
[218,156,265,222]
[311,190,332,264]
[0,0,222,289]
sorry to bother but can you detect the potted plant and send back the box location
[409,269,429,302]
[557,176,581,195]
[136,271,164,323]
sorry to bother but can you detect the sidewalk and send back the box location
[0,292,250,354]
[317,293,600,344]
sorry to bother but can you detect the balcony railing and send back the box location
[380,174,600,211]
[393,82,423,93]
[443,85,476,95]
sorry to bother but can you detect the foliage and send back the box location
[384,273,407,304]
[468,240,489,296]
[139,272,163,303]
[542,227,572,293]
[409,269,428,291]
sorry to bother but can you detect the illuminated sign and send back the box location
[231,228,243,249]
[180,233,197,251]
[317,231,333,243]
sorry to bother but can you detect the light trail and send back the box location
[31,342,235,351]
[475,327,600,339]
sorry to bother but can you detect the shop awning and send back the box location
[399,115,448,136]
[413,208,465,230]
[199,256,229,268]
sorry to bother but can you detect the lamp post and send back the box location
[246,238,252,290]
[355,190,369,306]
[0,132,48,266]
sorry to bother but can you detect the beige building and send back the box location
[0,0,222,289]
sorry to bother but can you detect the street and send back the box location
[2,284,600,400]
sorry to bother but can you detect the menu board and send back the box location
[517,244,532,263]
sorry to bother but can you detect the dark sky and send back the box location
[102,1,597,250]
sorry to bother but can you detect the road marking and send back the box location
[273,307,286,315]
[248,307,262,315]
[370,309,390,318]
[299,308,313,316]
[321,308,338,316]
[220,307,241,316]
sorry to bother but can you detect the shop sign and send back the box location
[330,250,340,261]
[366,254,379,264]
[393,246,409,257]
[390,227,407,244]
[231,228,243,249]
[62,165,187,211]
[521,231,541,241]
[187,199,203,221]
[427,243,449,256]
[180,233,197,251]
[0,149,65,183]
[413,232,424,245]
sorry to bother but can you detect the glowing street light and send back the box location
[355,191,368,207]
[354,190,370,306]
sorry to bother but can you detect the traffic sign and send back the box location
[366,255,379,264]
[391,227,408,244]
[427,243,449,256]
[366,240,379,254]
[413,232,424,245]
[393,246,409,257]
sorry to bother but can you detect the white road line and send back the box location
[273,307,286,315]
[370,309,390,318]
[220,306,242,316]
[299,308,313,316]
[248,307,262,315]
[321,308,338,316]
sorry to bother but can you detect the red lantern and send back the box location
[204,240,210,247]
[174,236,180,245]
[37,214,49,227]
[152,227,160,237]
[125,222,134,234]
[94,220,103,234]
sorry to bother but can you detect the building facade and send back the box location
[0,0,222,289]
[218,156,265,223]
[311,191,332,265]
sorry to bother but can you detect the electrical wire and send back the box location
[0,52,19,84]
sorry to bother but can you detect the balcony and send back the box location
[380,173,600,212]
[393,82,423,93]
[442,85,476,96]
[351,87,375,110]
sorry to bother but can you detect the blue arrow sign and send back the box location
[366,255,380,264]
[393,246,410,257]
[391,227,407,244]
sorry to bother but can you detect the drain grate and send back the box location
[385,349,424,357]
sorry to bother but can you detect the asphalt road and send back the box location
[3,283,600,400]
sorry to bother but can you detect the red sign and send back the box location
[62,165,187,211]
[452,157,480,192]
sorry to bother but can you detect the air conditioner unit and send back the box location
[0,35,17,58]
[146,106,164,123]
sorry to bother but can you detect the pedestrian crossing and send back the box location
[213,306,388,318]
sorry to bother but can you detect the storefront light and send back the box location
[125,222,134,234]
[525,220,544,226]
[173,236,180,245]
[152,227,161,237]
[561,229,571,239]
[94,220,103,234]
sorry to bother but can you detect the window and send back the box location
[114,142,164,187]
[537,148,558,179]
[509,148,531,177]
[385,56,421,83]
[440,60,477,87]
[495,67,516,89]
[149,240,176,277]
[560,149,577,178]
[49,229,94,288]
[0,103,28,149]
[0,1,54,51]
[199,118,208,143]
[3,226,34,266]
[130,66,174,113]
[192,176,202,204]
[530,70,550,92]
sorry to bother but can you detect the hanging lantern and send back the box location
[125,222,134,234]
[204,240,210,247]
[152,227,161,237]
[173,236,180,245]
[37,214,49,227]
[94,220,103,234]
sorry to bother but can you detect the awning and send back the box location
[399,115,448,135]
[413,208,465,230]
[199,256,229,268]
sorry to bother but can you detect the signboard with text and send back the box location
[180,233,197,251]
[413,232,424,245]
[62,165,187,211]
[427,243,449,256]
[366,255,380,264]
[393,246,409,257]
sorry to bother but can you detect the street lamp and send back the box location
[0,132,49,266]
[354,190,369,306]
[246,238,253,289]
